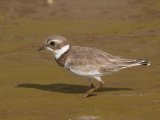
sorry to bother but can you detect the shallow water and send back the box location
[0,0,160,120]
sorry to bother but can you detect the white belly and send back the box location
[68,67,103,77]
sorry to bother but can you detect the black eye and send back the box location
[50,41,55,46]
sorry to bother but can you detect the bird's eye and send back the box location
[50,41,55,46]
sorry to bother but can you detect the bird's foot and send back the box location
[83,85,100,98]
[83,93,97,98]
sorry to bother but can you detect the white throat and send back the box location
[54,45,70,59]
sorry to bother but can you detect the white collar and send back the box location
[54,44,70,59]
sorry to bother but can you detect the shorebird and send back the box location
[38,35,150,97]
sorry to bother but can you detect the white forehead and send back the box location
[51,39,62,43]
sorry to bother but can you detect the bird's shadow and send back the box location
[16,83,133,94]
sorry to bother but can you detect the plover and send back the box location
[38,35,150,97]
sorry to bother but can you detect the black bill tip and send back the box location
[37,46,45,51]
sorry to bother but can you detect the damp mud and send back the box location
[0,0,160,120]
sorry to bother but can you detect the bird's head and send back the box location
[38,35,70,59]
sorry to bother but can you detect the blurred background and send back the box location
[0,0,160,120]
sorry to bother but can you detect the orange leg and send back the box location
[84,79,104,98]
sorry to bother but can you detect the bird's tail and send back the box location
[117,59,151,69]
[137,59,151,66]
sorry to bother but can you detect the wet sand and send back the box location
[0,0,160,120]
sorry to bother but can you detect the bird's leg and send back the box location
[99,80,104,87]
[91,83,94,89]
[89,79,94,89]
[84,82,102,98]
[84,77,104,98]
[96,76,104,87]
